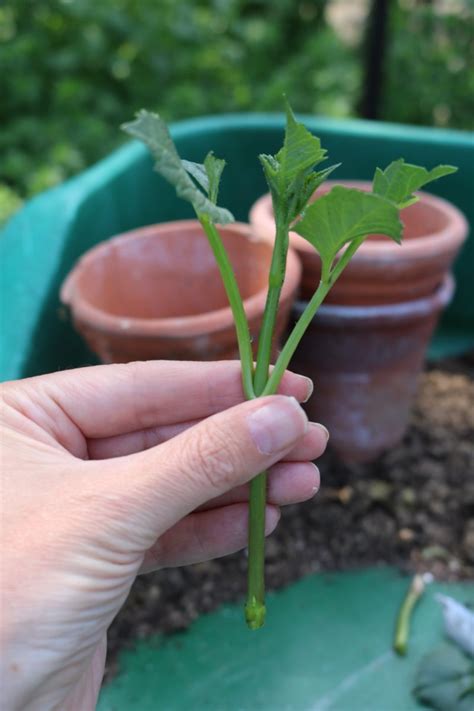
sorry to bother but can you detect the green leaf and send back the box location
[276,101,327,184]
[121,111,234,224]
[259,154,280,195]
[373,159,457,209]
[413,644,474,711]
[204,152,226,204]
[181,159,209,194]
[294,186,402,271]
[259,101,331,223]
[182,152,226,205]
[287,163,340,224]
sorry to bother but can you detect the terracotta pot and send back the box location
[250,181,468,304]
[61,220,301,364]
[289,274,454,463]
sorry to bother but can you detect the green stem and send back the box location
[393,575,426,656]
[253,220,288,395]
[245,216,289,630]
[199,215,255,400]
[198,214,269,628]
[244,472,267,629]
[263,279,330,396]
[263,236,364,396]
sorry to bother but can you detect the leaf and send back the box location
[181,159,209,194]
[259,101,331,222]
[287,163,340,224]
[122,111,234,224]
[204,152,226,204]
[182,152,226,205]
[373,159,457,209]
[276,100,327,183]
[413,644,474,711]
[294,186,402,271]
[259,153,280,196]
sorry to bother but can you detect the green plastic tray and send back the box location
[1,114,473,381]
[98,568,474,711]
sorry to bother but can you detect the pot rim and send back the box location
[293,273,454,325]
[250,180,469,261]
[61,219,302,337]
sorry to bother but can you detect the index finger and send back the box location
[15,361,312,439]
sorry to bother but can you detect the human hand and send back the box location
[1,360,328,710]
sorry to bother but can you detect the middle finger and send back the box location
[196,461,321,511]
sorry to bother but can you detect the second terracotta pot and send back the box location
[289,274,455,463]
[61,220,301,364]
[250,181,468,304]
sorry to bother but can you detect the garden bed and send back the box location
[105,354,474,678]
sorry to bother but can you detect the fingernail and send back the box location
[310,463,321,494]
[312,422,330,441]
[248,397,308,455]
[302,377,314,403]
[264,506,281,535]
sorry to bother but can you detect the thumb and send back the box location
[104,395,308,544]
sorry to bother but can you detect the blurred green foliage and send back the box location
[0,0,472,226]
[383,1,474,129]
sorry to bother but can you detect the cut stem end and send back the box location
[245,598,266,630]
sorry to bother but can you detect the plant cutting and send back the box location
[122,102,456,629]
[394,573,429,656]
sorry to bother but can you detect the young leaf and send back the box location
[182,152,226,205]
[413,644,474,711]
[122,111,234,224]
[181,159,209,194]
[287,163,340,224]
[259,101,331,223]
[204,152,226,204]
[373,159,457,209]
[276,101,327,183]
[259,153,280,196]
[294,186,402,272]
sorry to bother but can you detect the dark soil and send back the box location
[105,355,474,677]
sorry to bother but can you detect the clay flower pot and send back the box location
[250,181,468,304]
[61,220,301,364]
[289,275,454,463]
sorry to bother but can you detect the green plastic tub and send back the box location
[1,114,473,382]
